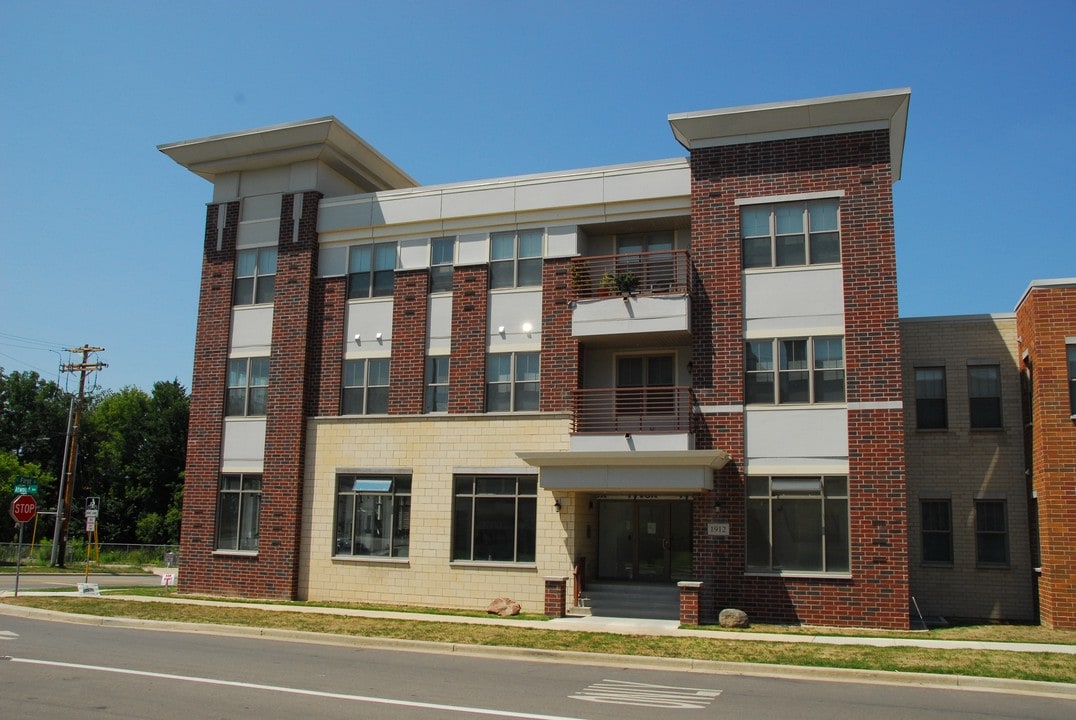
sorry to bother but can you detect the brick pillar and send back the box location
[540,257,577,412]
[259,190,323,600]
[678,581,703,625]
[389,269,430,414]
[544,576,568,618]
[449,265,489,413]
[179,201,238,595]
[307,275,345,417]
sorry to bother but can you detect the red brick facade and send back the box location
[540,257,577,412]
[389,269,430,414]
[448,265,489,414]
[686,131,909,629]
[179,201,238,595]
[1016,284,1076,629]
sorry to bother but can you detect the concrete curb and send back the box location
[1,602,1073,700]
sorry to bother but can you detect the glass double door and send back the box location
[597,499,692,582]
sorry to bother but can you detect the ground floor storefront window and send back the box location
[452,475,536,562]
[746,476,849,573]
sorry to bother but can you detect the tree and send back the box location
[80,381,188,544]
[0,450,54,542]
[0,369,72,478]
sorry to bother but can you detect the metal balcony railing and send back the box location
[570,250,691,298]
[571,386,693,434]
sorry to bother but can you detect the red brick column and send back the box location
[449,265,489,413]
[1017,285,1076,629]
[544,576,568,618]
[307,275,345,417]
[389,269,430,414]
[540,257,577,412]
[179,201,238,595]
[257,190,322,599]
[678,581,703,625]
[687,131,909,629]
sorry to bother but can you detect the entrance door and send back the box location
[597,499,692,582]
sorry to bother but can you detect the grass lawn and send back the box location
[3,591,1074,685]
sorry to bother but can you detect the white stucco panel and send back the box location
[231,306,274,350]
[222,418,266,470]
[546,225,579,259]
[745,407,848,461]
[399,236,430,271]
[344,298,394,354]
[743,267,845,325]
[515,176,604,212]
[489,290,542,346]
[428,294,453,352]
[571,295,690,338]
[237,217,280,248]
[457,233,490,266]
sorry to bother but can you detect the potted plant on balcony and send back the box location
[613,271,639,296]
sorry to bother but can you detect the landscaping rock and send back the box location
[719,608,749,628]
[486,597,522,616]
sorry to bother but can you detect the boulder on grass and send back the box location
[486,597,522,616]
[719,608,749,628]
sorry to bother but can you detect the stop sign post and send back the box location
[9,494,37,597]
[10,494,37,523]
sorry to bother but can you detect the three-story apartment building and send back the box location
[161,89,915,628]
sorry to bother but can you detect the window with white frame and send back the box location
[334,475,411,558]
[226,357,269,416]
[915,366,947,429]
[968,364,1002,429]
[486,352,539,412]
[490,229,542,289]
[741,200,839,269]
[348,242,397,299]
[975,499,1009,566]
[452,475,536,563]
[746,476,849,573]
[216,474,261,551]
[342,358,390,414]
[1067,343,1076,416]
[430,236,455,293]
[745,337,844,404]
[920,499,953,564]
[425,356,449,413]
[234,247,277,305]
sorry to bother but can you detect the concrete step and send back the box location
[576,581,680,620]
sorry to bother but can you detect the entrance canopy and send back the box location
[516,450,730,492]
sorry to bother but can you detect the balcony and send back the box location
[571,250,691,298]
[570,386,694,451]
[570,250,692,339]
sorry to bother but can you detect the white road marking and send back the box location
[570,679,721,709]
[7,657,586,719]
[0,631,19,640]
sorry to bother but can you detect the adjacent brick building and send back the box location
[160,90,1074,629]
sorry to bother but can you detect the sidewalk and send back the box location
[7,586,1074,655]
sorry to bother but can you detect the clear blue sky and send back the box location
[2,1,1073,393]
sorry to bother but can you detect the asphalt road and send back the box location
[0,614,1071,719]
[0,572,167,594]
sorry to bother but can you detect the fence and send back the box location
[0,542,179,567]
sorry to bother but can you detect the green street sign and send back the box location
[14,476,38,495]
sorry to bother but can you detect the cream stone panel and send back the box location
[299,415,574,611]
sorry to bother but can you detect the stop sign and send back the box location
[10,494,37,523]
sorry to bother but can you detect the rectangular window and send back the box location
[486,352,539,412]
[1067,344,1076,416]
[968,364,1002,429]
[226,357,269,416]
[452,475,537,562]
[342,358,390,414]
[745,337,844,404]
[348,242,397,299]
[234,247,277,305]
[217,474,261,551]
[746,476,849,573]
[975,499,1009,566]
[425,356,450,413]
[430,236,455,293]
[334,475,411,558]
[490,229,542,289]
[915,367,947,429]
[920,499,953,564]
[741,200,839,269]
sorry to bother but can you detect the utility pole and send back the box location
[52,345,106,567]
